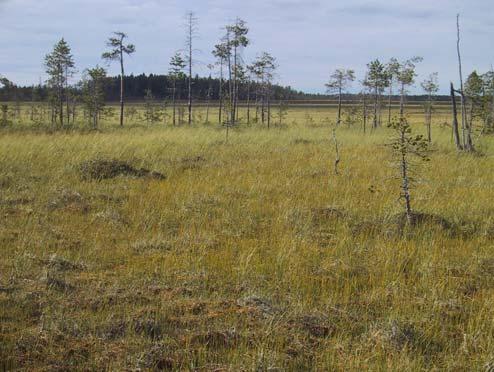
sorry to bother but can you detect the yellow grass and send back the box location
[1,106,494,370]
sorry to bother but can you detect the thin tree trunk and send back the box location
[206,89,210,124]
[373,86,378,128]
[399,83,405,118]
[119,50,125,127]
[490,90,494,132]
[387,84,393,125]
[261,91,265,125]
[219,62,223,125]
[337,86,342,125]
[457,14,474,151]
[227,37,233,125]
[206,76,211,124]
[332,127,340,175]
[451,82,462,150]
[246,80,251,124]
[377,91,382,126]
[427,93,432,143]
[267,92,271,129]
[363,93,367,133]
[59,73,63,128]
[188,19,193,125]
[172,81,176,126]
[401,142,412,223]
[232,45,237,126]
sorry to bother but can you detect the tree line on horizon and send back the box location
[0,13,492,142]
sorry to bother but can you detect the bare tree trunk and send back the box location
[373,86,378,128]
[377,91,382,126]
[255,96,259,123]
[490,90,494,132]
[236,81,240,123]
[451,83,462,150]
[337,86,342,125]
[172,81,176,126]
[206,79,211,124]
[387,85,393,126]
[401,146,412,223]
[65,67,70,125]
[363,93,367,134]
[232,45,237,126]
[332,127,340,175]
[218,62,223,125]
[119,50,125,127]
[399,83,405,118]
[261,91,265,125]
[457,14,474,151]
[427,93,432,143]
[187,15,193,125]
[59,74,64,128]
[246,80,251,124]
[267,92,271,129]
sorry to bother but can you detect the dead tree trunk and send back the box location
[457,14,474,151]
[450,82,462,150]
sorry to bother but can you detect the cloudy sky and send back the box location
[0,0,493,93]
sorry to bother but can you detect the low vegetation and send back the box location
[1,106,494,370]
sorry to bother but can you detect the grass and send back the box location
[1,105,494,370]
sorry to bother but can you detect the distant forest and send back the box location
[0,73,450,103]
[0,74,305,102]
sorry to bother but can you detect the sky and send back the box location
[0,0,493,94]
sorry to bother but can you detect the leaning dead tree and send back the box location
[450,82,462,150]
[455,14,474,152]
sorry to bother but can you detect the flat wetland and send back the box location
[1,106,494,370]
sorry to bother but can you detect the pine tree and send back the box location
[364,60,388,128]
[168,52,186,126]
[421,72,439,143]
[102,32,135,127]
[325,69,355,126]
[44,38,75,128]
[387,117,430,223]
[82,66,106,129]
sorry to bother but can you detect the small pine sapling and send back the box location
[387,117,430,224]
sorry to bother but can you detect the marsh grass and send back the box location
[1,106,494,370]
